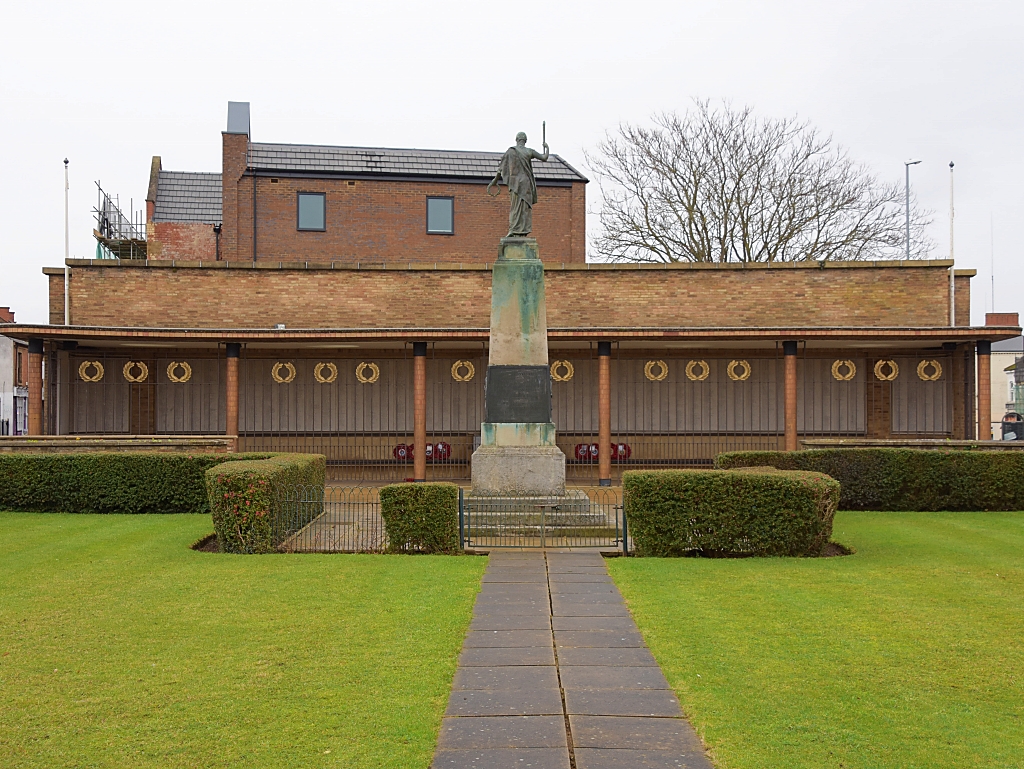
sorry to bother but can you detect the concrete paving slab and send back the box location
[554,630,645,648]
[550,602,630,618]
[550,616,638,631]
[464,629,553,648]
[548,582,623,594]
[575,748,711,768]
[559,666,670,691]
[564,688,682,717]
[458,645,556,666]
[482,573,549,583]
[546,565,610,574]
[569,716,704,751]
[555,646,658,666]
[452,666,560,691]
[436,716,568,749]
[551,592,626,605]
[470,615,551,631]
[546,573,614,583]
[431,747,570,769]
[445,688,565,716]
[473,604,552,617]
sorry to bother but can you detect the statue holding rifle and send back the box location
[487,125,550,237]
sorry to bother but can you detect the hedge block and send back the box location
[716,448,1024,511]
[0,452,274,515]
[623,468,839,557]
[206,454,326,554]
[379,483,460,554]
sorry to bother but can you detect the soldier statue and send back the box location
[487,131,549,237]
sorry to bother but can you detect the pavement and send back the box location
[432,550,713,769]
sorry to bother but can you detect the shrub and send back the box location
[0,452,274,515]
[206,454,326,554]
[623,468,839,557]
[379,483,460,554]
[715,448,1024,511]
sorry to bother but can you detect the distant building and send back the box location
[0,307,28,436]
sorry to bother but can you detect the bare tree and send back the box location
[587,102,934,263]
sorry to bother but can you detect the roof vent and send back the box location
[226,102,250,136]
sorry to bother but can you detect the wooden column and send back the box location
[27,339,44,436]
[783,341,798,451]
[977,340,992,441]
[225,343,240,451]
[598,341,612,486]
[413,342,427,482]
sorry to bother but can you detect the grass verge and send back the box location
[608,512,1024,769]
[0,513,485,769]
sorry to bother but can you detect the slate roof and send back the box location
[153,171,222,223]
[248,142,588,183]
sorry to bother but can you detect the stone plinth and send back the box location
[471,237,566,497]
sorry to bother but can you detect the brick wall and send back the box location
[59,260,971,330]
[47,271,64,325]
[224,174,584,265]
[148,222,218,261]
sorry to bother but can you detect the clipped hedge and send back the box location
[0,452,274,514]
[716,448,1024,511]
[379,483,460,554]
[623,468,839,557]
[206,454,326,554]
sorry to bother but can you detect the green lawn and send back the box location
[609,512,1024,769]
[0,513,486,769]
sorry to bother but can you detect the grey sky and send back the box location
[2,0,1020,325]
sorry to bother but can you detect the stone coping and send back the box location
[45,258,975,275]
[0,435,233,453]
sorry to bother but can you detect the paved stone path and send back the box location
[432,551,712,769]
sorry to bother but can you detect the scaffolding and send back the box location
[93,182,146,259]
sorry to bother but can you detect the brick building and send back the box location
[3,103,1020,483]
[0,308,29,436]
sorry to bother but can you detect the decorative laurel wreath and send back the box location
[314,362,338,384]
[831,360,857,381]
[727,360,751,382]
[78,360,104,382]
[167,361,192,383]
[684,360,709,382]
[873,359,899,381]
[355,362,380,384]
[122,361,149,383]
[451,360,476,382]
[917,359,943,381]
[643,359,668,382]
[550,360,574,382]
[272,362,297,384]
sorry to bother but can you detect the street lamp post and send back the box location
[904,159,922,259]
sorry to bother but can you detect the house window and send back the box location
[297,192,326,231]
[426,197,454,235]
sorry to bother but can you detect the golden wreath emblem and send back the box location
[916,359,943,381]
[272,362,297,384]
[314,362,338,384]
[831,360,857,381]
[355,362,380,384]
[727,359,752,382]
[873,359,899,381]
[166,361,192,384]
[451,360,476,382]
[78,360,105,382]
[684,359,709,382]
[550,360,574,382]
[644,360,669,382]
[122,361,149,383]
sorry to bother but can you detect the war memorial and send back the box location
[0,103,1019,485]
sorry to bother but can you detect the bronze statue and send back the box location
[487,129,549,237]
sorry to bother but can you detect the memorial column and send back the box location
[27,339,44,436]
[413,342,427,482]
[977,340,992,441]
[598,342,612,486]
[783,341,798,451]
[225,343,240,451]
